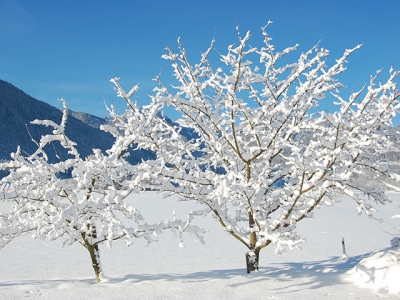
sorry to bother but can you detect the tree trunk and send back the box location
[82,227,104,283]
[87,242,103,283]
[246,248,260,273]
[247,212,259,273]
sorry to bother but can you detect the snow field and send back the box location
[1,192,400,299]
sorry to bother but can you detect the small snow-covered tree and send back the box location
[111,23,400,273]
[0,101,204,283]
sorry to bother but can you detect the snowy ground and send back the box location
[1,192,400,299]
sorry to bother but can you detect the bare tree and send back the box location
[0,101,204,282]
[111,23,400,272]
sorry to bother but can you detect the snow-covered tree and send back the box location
[111,23,400,273]
[0,101,204,283]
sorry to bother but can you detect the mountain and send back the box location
[0,79,154,165]
[67,109,109,129]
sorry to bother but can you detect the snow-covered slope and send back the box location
[1,192,400,299]
[66,109,109,129]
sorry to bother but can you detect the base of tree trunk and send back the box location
[246,250,259,273]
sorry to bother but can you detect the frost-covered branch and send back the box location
[112,24,400,273]
[0,101,205,282]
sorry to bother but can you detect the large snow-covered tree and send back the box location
[111,23,400,273]
[0,101,204,283]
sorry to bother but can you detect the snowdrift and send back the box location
[347,246,400,295]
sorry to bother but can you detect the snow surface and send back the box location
[347,247,400,295]
[1,192,400,299]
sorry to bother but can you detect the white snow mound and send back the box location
[347,246,400,295]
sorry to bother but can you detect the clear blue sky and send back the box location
[1,0,399,123]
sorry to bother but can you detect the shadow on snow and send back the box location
[0,253,370,292]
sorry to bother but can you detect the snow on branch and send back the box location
[0,100,205,282]
[110,24,400,264]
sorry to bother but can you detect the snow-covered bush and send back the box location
[112,23,400,273]
[348,247,400,295]
[389,210,400,247]
[390,237,400,247]
[0,101,204,283]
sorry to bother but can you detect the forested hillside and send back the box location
[0,79,154,165]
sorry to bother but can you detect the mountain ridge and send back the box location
[0,79,154,165]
